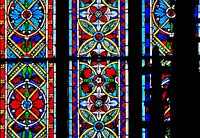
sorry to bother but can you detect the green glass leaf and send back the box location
[21,131,26,138]
[78,39,96,55]
[102,108,119,125]
[25,0,29,8]
[22,41,26,52]
[168,129,171,138]
[83,79,93,83]
[102,38,119,54]
[81,128,96,138]
[102,129,116,138]
[21,130,33,138]
[24,21,29,33]
[22,67,27,78]
[101,19,119,35]
[78,19,96,35]
[170,23,173,32]
[24,85,30,98]
[166,42,171,49]
[28,130,33,138]
[79,108,96,125]
[27,42,32,52]
[27,66,32,78]
[22,66,32,79]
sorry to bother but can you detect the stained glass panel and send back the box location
[69,0,129,137]
[0,61,56,137]
[142,0,176,67]
[69,59,128,137]
[0,0,56,59]
[69,0,128,57]
[142,0,175,137]
[0,0,56,137]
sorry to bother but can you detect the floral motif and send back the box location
[8,83,45,125]
[89,6,108,23]
[79,108,119,138]
[102,64,118,97]
[8,0,45,35]
[79,64,96,96]
[153,0,175,36]
[78,18,120,55]
[90,95,108,112]
[80,1,118,32]
[79,62,118,98]
[80,89,118,119]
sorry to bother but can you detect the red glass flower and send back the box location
[89,6,108,22]
[90,95,108,112]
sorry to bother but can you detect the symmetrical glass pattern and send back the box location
[69,0,129,137]
[142,0,175,137]
[142,0,175,67]
[0,0,56,137]
[1,0,194,137]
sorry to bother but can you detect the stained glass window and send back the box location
[0,0,56,137]
[142,0,176,137]
[0,0,198,137]
[68,0,129,137]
